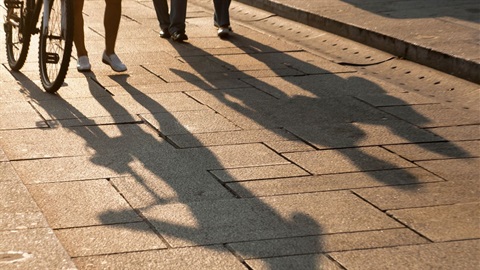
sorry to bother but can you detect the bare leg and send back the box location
[104,0,122,55]
[73,0,88,57]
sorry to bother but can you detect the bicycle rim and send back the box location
[39,0,73,93]
[4,0,31,70]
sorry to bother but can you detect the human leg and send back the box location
[103,0,126,71]
[213,0,231,27]
[169,0,188,41]
[152,0,170,37]
[73,0,90,71]
[73,0,88,57]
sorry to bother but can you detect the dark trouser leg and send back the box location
[152,0,170,30]
[169,0,187,33]
[213,0,231,27]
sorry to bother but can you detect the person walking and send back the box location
[152,0,188,42]
[74,0,127,72]
[213,0,232,38]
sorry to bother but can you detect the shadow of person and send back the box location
[167,33,469,189]
[83,73,325,269]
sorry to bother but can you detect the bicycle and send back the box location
[3,0,73,93]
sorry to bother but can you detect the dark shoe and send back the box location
[171,31,188,42]
[159,29,171,39]
[217,26,232,38]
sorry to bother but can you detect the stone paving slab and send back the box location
[0,124,166,161]
[286,120,443,149]
[110,173,234,208]
[0,81,26,102]
[388,202,480,242]
[245,254,342,270]
[55,222,167,257]
[27,180,142,229]
[0,161,17,182]
[73,246,246,270]
[227,168,443,198]
[381,104,480,128]
[140,110,241,135]
[416,158,480,182]
[330,240,480,270]
[427,125,480,141]
[263,140,317,153]
[284,147,415,175]
[168,128,297,148]
[0,228,76,269]
[354,181,479,210]
[211,164,309,182]
[228,228,428,259]
[140,191,401,247]
[384,140,479,161]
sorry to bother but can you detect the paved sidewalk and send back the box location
[1,0,479,269]
[234,0,480,83]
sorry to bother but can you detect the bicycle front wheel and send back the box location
[4,0,32,70]
[39,0,73,93]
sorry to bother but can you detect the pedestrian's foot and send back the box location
[102,51,127,72]
[171,31,188,42]
[217,26,232,38]
[77,55,91,72]
[159,29,171,39]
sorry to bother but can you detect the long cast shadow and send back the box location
[13,70,324,269]
[169,33,469,188]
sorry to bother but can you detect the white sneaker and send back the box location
[217,26,232,38]
[102,51,127,72]
[77,55,91,72]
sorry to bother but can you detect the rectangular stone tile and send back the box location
[55,222,167,257]
[27,180,141,228]
[211,164,310,183]
[186,88,279,129]
[246,254,342,270]
[1,182,40,213]
[416,158,479,182]
[110,173,234,209]
[168,129,297,148]
[31,92,205,121]
[11,156,127,184]
[287,120,443,149]
[330,240,480,270]
[140,110,241,135]
[355,89,438,106]
[228,228,428,259]
[141,192,401,247]
[284,147,415,175]
[0,228,76,269]
[354,181,479,210]
[427,125,480,141]
[0,81,26,102]
[47,114,143,127]
[73,246,246,270]
[388,203,480,242]
[0,101,47,130]
[181,143,290,170]
[264,140,317,153]
[381,104,479,128]
[227,168,443,197]
[0,124,166,161]
[384,141,479,161]
[0,148,7,162]
[0,212,49,231]
[0,162,18,182]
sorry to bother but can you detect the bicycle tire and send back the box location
[38,0,73,93]
[4,0,32,71]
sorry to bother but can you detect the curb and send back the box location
[235,0,480,84]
